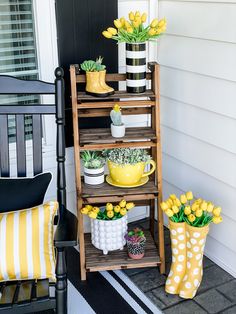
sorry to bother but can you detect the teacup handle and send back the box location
[141,160,156,178]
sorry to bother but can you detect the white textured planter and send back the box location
[84,166,104,185]
[111,123,125,138]
[91,215,128,255]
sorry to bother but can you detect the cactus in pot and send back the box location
[110,104,125,138]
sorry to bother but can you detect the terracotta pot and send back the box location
[127,240,146,260]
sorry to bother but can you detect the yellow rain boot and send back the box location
[165,220,187,294]
[99,70,114,95]
[179,224,209,299]
[85,71,109,97]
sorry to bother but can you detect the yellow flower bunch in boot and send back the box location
[80,57,114,97]
[162,192,223,299]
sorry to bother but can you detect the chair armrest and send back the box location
[54,205,78,248]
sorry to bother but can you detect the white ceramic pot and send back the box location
[111,123,125,138]
[91,215,128,255]
[84,166,104,185]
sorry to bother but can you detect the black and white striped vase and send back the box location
[126,42,146,93]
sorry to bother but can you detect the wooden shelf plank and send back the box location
[77,89,155,101]
[77,100,155,109]
[81,180,158,201]
[76,72,153,83]
[85,231,160,272]
[79,141,156,151]
[80,127,156,145]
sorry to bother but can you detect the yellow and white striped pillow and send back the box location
[0,201,58,282]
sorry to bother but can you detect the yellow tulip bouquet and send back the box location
[161,191,223,227]
[102,11,166,43]
[81,200,135,220]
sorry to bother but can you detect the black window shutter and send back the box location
[55,0,118,147]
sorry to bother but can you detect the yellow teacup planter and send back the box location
[104,148,156,188]
[107,160,156,187]
[161,191,223,299]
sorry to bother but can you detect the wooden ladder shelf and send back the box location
[70,62,165,281]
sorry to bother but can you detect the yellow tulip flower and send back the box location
[195,209,203,218]
[102,31,112,39]
[155,28,162,35]
[172,205,179,214]
[158,18,166,28]
[107,210,114,218]
[135,11,141,17]
[213,216,223,224]
[85,204,93,211]
[107,27,117,35]
[141,13,147,23]
[200,201,207,211]
[88,211,97,219]
[212,206,221,217]
[160,202,169,211]
[129,12,135,21]
[120,208,127,216]
[148,28,156,36]
[184,206,191,215]
[126,202,135,210]
[119,199,126,208]
[165,209,174,217]
[207,202,214,213]
[195,198,203,204]
[150,18,158,28]
[174,198,181,207]
[188,214,196,222]
[93,207,100,214]
[114,19,122,29]
[81,207,89,215]
[169,194,176,200]
[186,191,193,201]
[120,17,126,27]
[127,27,133,34]
[192,203,199,212]
[113,104,121,112]
[125,20,132,29]
[114,205,121,213]
[167,199,174,207]
[106,202,113,211]
[180,194,187,204]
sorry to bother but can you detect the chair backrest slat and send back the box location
[16,115,26,177]
[0,76,55,94]
[32,114,42,176]
[0,115,10,177]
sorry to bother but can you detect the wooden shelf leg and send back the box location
[78,198,86,281]
[150,199,155,238]
[158,194,166,274]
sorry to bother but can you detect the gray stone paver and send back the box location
[219,305,236,313]
[145,291,166,310]
[195,289,232,314]
[151,286,184,307]
[217,280,236,303]
[163,300,207,314]
[130,268,166,292]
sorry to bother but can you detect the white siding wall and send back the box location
[158,0,236,276]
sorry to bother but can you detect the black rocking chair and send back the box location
[0,68,78,313]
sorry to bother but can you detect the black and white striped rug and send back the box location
[67,247,162,314]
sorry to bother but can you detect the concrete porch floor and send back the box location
[124,219,236,314]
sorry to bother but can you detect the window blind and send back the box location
[0,0,39,143]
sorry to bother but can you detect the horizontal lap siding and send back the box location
[159,0,236,276]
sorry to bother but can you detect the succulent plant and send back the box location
[103,148,151,165]
[95,56,106,71]
[81,56,106,72]
[125,228,146,243]
[110,104,123,126]
[81,150,105,169]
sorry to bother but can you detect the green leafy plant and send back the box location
[125,228,146,243]
[103,148,151,165]
[81,151,105,169]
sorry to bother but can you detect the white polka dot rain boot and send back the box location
[165,220,187,294]
[179,224,209,299]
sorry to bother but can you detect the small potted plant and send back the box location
[125,228,146,259]
[81,200,135,255]
[80,57,114,97]
[110,104,125,138]
[81,150,105,185]
[103,148,156,187]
